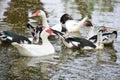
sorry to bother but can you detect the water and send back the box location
[0,0,120,80]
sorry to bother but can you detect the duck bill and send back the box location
[50,29,58,35]
[50,29,64,36]
[32,10,40,17]
[104,27,110,32]
[84,21,93,27]
[51,32,56,36]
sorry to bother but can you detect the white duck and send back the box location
[12,28,55,57]
[31,10,92,33]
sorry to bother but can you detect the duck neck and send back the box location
[77,16,88,28]
[41,14,49,28]
[95,31,103,49]
[41,35,51,45]
[87,27,94,39]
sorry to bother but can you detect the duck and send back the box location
[0,29,40,45]
[0,31,31,44]
[51,29,104,50]
[61,15,92,33]
[31,10,92,33]
[88,26,118,45]
[12,28,55,57]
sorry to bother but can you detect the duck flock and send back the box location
[0,10,117,57]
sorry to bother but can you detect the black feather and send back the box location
[66,37,96,48]
[60,14,73,24]
[0,31,31,44]
[89,31,117,44]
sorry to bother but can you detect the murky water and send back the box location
[0,0,120,80]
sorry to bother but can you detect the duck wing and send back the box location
[88,35,97,43]
[4,31,31,44]
[66,37,96,48]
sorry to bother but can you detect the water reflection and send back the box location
[95,46,117,64]
[2,54,60,80]
[49,46,118,80]
[5,59,44,80]
[3,0,42,27]
[0,0,11,21]
[74,0,92,18]
[98,0,113,11]
[91,0,120,28]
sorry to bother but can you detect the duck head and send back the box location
[60,14,73,24]
[99,26,110,32]
[0,31,13,44]
[0,31,7,41]
[32,10,49,28]
[0,32,5,44]
[32,10,46,17]
[96,29,104,49]
[83,20,93,27]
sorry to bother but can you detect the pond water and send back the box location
[0,0,120,80]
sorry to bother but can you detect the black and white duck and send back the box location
[51,29,104,50]
[0,30,40,45]
[88,26,118,45]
